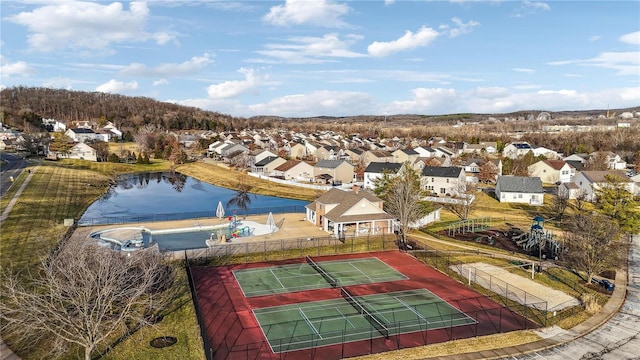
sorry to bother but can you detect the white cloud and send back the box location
[247,90,376,117]
[589,35,601,42]
[263,0,351,27]
[524,0,550,11]
[513,68,535,73]
[448,17,480,38]
[119,53,214,77]
[511,0,551,17]
[0,56,35,78]
[549,51,639,76]
[255,33,365,64]
[153,79,169,86]
[368,26,440,57]
[206,68,266,99]
[620,31,640,45]
[95,79,139,93]
[384,86,640,115]
[8,1,176,52]
[384,0,395,5]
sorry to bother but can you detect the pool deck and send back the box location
[79,212,330,246]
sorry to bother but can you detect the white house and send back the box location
[272,160,315,181]
[52,142,98,161]
[420,166,466,197]
[65,128,98,143]
[503,142,533,159]
[571,170,634,201]
[363,162,404,189]
[495,176,544,205]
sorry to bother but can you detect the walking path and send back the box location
[0,168,35,359]
[0,167,37,224]
[410,232,637,360]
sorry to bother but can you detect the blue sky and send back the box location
[1,0,638,118]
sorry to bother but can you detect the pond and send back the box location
[79,172,308,226]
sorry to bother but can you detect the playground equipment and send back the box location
[447,217,492,237]
[511,216,561,259]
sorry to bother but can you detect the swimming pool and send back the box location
[90,221,278,252]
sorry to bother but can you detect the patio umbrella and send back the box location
[266,212,275,232]
[216,201,225,219]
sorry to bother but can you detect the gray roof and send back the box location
[254,156,280,167]
[315,159,352,169]
[421,166,462,178]
[364,162,403,174]
[496,176,543,193]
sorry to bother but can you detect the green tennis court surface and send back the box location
[233,257,408,297]
[253,288,477,353]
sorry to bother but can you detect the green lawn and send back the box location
[0,159,204,360]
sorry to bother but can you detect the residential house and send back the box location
[503,142,533,159]
[251,156,286,176]
[392,148,419,164]
[495,176,544,205]
[314,159,354,185]
[288,142,307,159]
[272,160,315,181]
[218,142,248,157]
[361,150,393,166]
[413,146,437,158]
[65,128,98,143]
[42,118,67,132]
[304,141,321,160]
[305,187,396,237]
[527,160,574,184]
[51,142,98,162]
[571,170,634,201]
[344,147,366,164]
[532,146,560,159]
[464,158,502,183]
[363,162,404,190]
[316,145,342,161]
[420,166,466,196]
[589,151,627,170]
[102,122,122,139]
[558,182,582,200]
[463,142,498,155]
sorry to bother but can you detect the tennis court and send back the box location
[253,288,477,353]
[233,256,408,297]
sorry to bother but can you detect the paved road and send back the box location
[0,152,29,197]
[508,235,640,360]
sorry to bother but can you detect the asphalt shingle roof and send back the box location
[421,166,462,178]
[364,162,403,173]
[497,176,543,193]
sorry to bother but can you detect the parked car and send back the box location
[601,279,615,291]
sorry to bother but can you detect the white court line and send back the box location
[394,296,428,322]
[269,268,286,290]
[299,309,323,339]
[336,307,357,329]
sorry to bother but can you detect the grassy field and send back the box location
[176,161,323,201]
[0,159,204,360]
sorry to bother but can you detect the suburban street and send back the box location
[510,235,640,360]
[0,152,28,197]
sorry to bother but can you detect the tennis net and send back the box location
[340,288,389,339]
[305,255,338,288]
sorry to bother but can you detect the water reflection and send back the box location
[80,172,307,225]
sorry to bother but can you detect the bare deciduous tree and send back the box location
[0,239,177,360]
[444,180,476,220]
[373,164,432,248]
[562,214,623,284]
